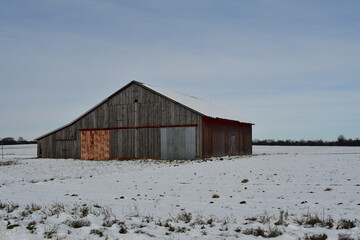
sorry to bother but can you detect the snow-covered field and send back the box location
[0,144,359,239]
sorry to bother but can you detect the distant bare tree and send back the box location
[337,135,345,146]
[1,137,16,145]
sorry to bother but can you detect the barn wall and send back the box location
[38,123,81,159]
[201,117,252,158]
[107,83,200,127]
[106,83,201,159]
[38,82,202,159]
[243,124,252,154]
[38,82,253,160]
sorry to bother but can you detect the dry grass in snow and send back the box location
[0,145,360,239]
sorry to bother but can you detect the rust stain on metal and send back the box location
[81,130,110,160]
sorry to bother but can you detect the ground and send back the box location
[0,144,359,239]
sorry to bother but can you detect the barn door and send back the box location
[81,130,110,160]
[160,127,196,160]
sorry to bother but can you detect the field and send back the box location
[0,144,359,239]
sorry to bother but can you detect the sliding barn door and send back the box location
[160,127,196,160]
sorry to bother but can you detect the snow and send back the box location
[1,144,360,239]
[0,144,36,159]
[143,83,252,124]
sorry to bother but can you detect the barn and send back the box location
[37,81,253,160]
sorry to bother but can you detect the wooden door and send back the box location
[81,130,110,160]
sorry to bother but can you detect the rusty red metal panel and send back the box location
[201,117,252,158]
[81,130,110,160]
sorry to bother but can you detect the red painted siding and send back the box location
[201,117,252,158]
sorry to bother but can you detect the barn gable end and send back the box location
[37,81,252,160]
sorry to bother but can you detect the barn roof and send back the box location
[37,80,252,140]
[142,83,252,124]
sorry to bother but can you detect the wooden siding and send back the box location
[201,117,252,157]
[38,82,202,159]
[37,82,253,160]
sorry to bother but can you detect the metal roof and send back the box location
[142,83,252,124]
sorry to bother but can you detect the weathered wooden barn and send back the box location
[37,81,253,160]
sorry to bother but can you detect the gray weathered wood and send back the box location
[37,81,251,160]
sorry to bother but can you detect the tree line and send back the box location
[253,135,360,146]
[0,137,36,145]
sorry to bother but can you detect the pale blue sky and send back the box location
[1,0,359,141]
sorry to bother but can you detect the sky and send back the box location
[1,0,359,141]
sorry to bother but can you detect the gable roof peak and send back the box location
[139,82,252,124]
